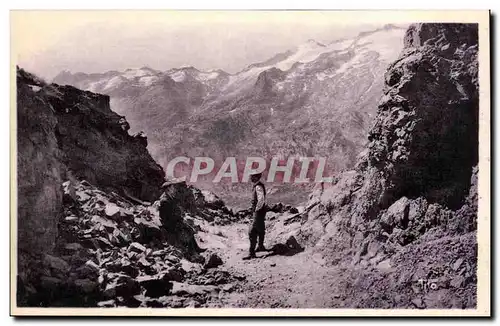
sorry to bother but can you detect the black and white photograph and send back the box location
[10,10,491,316]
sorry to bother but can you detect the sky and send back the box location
[12,11,390,80]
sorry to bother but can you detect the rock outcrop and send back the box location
[289,23,479,308]
[16,70,65,306]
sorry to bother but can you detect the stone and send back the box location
[286,236,302,250]
[408,198,428,222]
[170,282,218,296]
[452,258,464,271]
[119,296,142,308]
[64,243,83,251]
[164,267,184,282]
[450,275,465,288]
[165,254,181,264]
[105,203,121,219]
[138,256,151,267]
[380,197,410,229]
[376,259,392,272]
[136,275,173,298]
[75,260,100,279]
[40,276,63,290]
[185,300,201,308]
[43,254,70,274]
[366,241,381,259]
[204,253,223,269]
[222,284,235,292]
[97,299,115,307]
[411,298,426,309]
[65,215,79,222]
[104,276,141,299]
[129,242,147,253]
[75,278,98,294]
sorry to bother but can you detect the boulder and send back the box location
[105,203,121,219]
[75,278,98,294]
[380,197,410,230]
[285,236,302,250]
[204,253,223,269]
[136,275,173,298]
[128,242,147,254]
[170,282,218,297]
[43,254,70,274]
[103,275,141,299]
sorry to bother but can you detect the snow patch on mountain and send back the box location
[103,75,126,91]
[275,39,344,71]
[139,75,158,86]
[197,71,220,81]
[123,68,153,79]
[170,70,187,83]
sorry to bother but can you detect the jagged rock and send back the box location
[285,236,302,250]
[132,131,147,147]
[268,203,299,214]
[128,242,146,253]
[74,278,98,294]
[164,267,185,282]
[97,299,116,307]
[105,203,121,219]
[452,258,464,271]
[411,298,426,309]
[136,275,173,298]
[43,254,70,274]
[366,241,382,259]
[450,275,465,289]
[65,242,83,250]
[103,275,141,299]
[40,276,63,290]
[170,282,218,297]
[380,197,410,230]
[65,215,78,222]
[185,299,201,308]
[204,253,223,269]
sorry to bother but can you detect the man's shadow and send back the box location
[259,236,305,258]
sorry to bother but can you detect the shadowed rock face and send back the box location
[368,23,479,209]
[18,67,166,203]
[313,22,479,238]
[287,23,479,308]
[17,69,64,258]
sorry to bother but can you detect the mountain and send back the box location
[53,24,407,208]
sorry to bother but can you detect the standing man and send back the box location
[243,172,267,260]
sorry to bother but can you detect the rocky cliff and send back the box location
[17,70,64,296]
[273,23,479,308]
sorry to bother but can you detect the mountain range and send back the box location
[53,24,407,208]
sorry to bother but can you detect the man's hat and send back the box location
[250,172,262,179]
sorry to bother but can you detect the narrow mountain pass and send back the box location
[195,219,346,308]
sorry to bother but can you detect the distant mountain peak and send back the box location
[382,23,403,30]
[301,39,326,48]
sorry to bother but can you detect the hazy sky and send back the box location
[12,11,389,80]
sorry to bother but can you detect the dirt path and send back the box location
[197,221,345,308]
